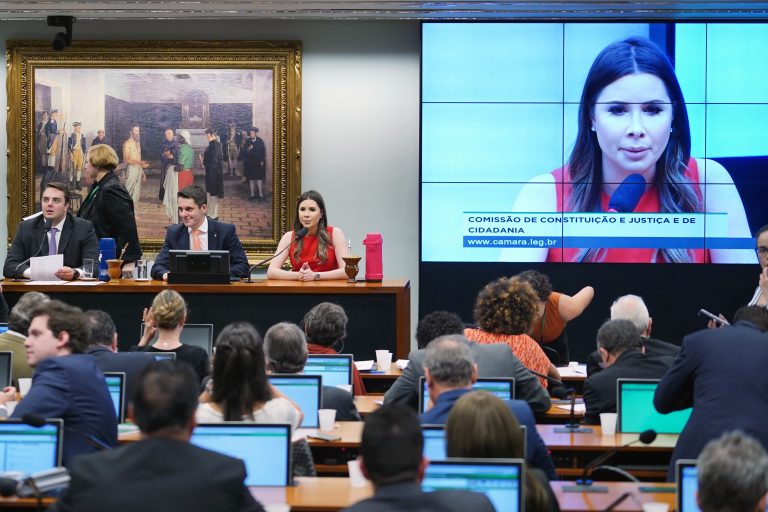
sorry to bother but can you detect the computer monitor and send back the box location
[0,351,12,388]
[0,419,63,474]
[422,424,528,461]
[419,377,515,414]
[103,372,126,423]
[423,458,524,512]
[151,352,177,361]
[191,423,292,486]
[617,378,692,434]
[268,374,323,428]
[140,323,214,355]
[677,460,700,512]
[168,250,231,284]
[0,323,8,334]
[304,354,353,388]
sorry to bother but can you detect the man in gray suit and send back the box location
[383,311,551,414]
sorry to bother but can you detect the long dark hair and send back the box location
[292,190,331,263]
[569,37,699,263]
[211,322,272,421]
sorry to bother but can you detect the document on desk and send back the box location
[556,403,587,413]
[30,255,64,281]
[355,360,374,371]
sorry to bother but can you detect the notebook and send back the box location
[419,377,515,413]
[103,372,126,423]
[268,374,323,428]
[0,419,63,475]
[617,378,692,434]
[304,354,353,388]
[140,323,214,355]
[423,458,524,512]
[191,423,292,486]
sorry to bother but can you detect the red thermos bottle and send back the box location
[363,233,383,282]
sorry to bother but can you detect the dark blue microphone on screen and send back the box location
[607,174,645,213]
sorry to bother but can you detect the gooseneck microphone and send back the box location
[607,173,646,213]
[22,413,112,452]
[246,226,309,283]
[12,219,52,279]
[563,429,657,493]
[527,368,593,433]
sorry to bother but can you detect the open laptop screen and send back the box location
[0,351,12,388]
[0,419,63,474]
[617,379,692,434]
[423,458,524,512]
[191,423,291,486]
[268,374,322,428]
[419,377,515,414]
[304,354,353,388]
[103,372,126,423]
[140,323,214,355]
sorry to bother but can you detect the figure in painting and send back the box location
[243,127,266,202]
[122,124,149,207]
[68,122,86,190]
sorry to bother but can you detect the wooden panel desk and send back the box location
[354,395,382,416]
[251,477,373,512]
[553,481,675,512]
[1,279,411,360]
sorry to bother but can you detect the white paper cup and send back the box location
[318,409,336,431]
[347,459,367,488]
[600,412,618,436]
[642,503,669,512]
[376,352,392,372]
[18,378,32,398]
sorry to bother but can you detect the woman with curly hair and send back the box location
[464,277,559,388]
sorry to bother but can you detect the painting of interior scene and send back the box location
[33,68,274,240]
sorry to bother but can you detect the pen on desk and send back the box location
[602,491,631,512]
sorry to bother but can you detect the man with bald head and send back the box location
[586,294,680,376]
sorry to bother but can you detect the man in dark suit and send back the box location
[50,361,265,512]
[583,319,674,424]
[3,182,99,280]
[83,309,155,413]
[342,404,494,512]
[384,311,551,414]
[151,185,249,280]
[0,300,117,466]
[655,306,768,480]
[419,336,556,480]
[264,321,360,421]
[586,294,680,376]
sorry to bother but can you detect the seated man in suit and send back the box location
[3,182,99,280]
[0,291,49,386]
[384,311,550,415]
[264,321,361,421]
[84,309,155,412]
[343,404,494,512]
[151,185,249,281]
[655,306,768,480]
[420,336,556,480]
[697,431,768,512]
[583,319,674,424]
[586,294,680,376]
[0,300,117,465]
[50,361,266,512]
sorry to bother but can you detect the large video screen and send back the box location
[421,23,768,263]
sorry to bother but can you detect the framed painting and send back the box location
[6,40,302,258]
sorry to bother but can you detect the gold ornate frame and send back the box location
[6,40,302,259]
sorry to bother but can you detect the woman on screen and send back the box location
[267,190,349,280]
[510,37,752,263]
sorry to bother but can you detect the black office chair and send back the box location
[292,439,317,478]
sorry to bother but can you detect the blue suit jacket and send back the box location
[655,320,768,480]
[151,218,249,279]
[420,388,557,480]
[12,354,118,466]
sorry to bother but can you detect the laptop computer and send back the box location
[191,423,292,486]
[617,378,692,434]
[304,354,353,390]
[268,374,323,428]
[419,377,516,414]
[0,419,64,475]
[140,323,214,355]
[103,372,126,423]
[421,424,527,461]
[423,458,525,512]
[0,351,12,388]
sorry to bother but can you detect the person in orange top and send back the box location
[517,270,594,365]
[302,302,366,396]
[464,277,559,389]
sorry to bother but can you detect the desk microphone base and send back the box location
[553,426,594,433]
[561,484,609,493]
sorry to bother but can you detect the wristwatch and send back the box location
[314,273,321,281]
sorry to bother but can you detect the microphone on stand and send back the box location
[528,368,592,433]
[607,173,645,213]
[562,429,657,493]
[12,219,52,279]
[246,226,308,283]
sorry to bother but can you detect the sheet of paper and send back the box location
[30,255,64,281]
[355,360,374,371]
[395,359,409,370]
[556,403,587,413]
[557,364,587,378]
